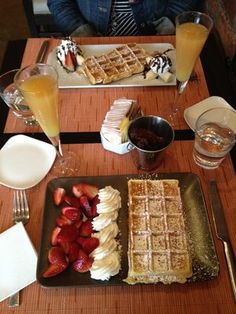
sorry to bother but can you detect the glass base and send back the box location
[52,150,80,176]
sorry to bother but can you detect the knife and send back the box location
[36,40,49,63]
[208,180,236,301]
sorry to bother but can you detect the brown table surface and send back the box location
[1,36,236,313]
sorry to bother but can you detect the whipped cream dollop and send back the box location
[90,238,117,260]
[90,186,121,281]
[56,37,84,72]
[93,222,119,244]
[97,186,121,213]
[90,251,121,281]
[92,210,118,231]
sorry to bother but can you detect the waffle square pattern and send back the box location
[124,179,192,284]
[82,44,147,84]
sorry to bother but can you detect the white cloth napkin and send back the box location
[0,222,37,302]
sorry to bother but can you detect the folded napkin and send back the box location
[0,222,37,302]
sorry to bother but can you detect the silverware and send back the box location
[208,180,236,302]
[35,40,49,63]
[8,190,30,307]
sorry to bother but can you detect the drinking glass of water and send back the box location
[193,107,236,169]
[0,69,37,126]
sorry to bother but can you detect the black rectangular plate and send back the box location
[37,173,219,287]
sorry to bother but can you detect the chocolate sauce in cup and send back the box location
[128,115,174,171]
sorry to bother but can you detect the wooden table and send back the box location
[0,36,236,313]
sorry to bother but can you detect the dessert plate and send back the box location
[47,43,176,88]
[0,135,56,189]
[184,96,236,132]
[37,173,219,288]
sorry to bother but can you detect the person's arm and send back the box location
[47,0,96,35]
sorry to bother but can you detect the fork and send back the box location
[8,190,30,307]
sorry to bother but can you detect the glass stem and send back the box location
[172,79,189,114]
[49,135,63,158]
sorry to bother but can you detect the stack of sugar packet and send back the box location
[100,98,136,154]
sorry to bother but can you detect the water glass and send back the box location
[0,69,37,126]
[193,107,236,169]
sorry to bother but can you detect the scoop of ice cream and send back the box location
[149,52,172,74]
[56,37,84,72]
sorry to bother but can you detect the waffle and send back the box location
[124,179,192,285]
[82,44,147,84]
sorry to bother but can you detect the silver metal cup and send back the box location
[128,115,174,171]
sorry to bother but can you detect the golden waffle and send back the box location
[124,179,192,285]
[82,44,147,84]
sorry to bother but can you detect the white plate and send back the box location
[0,135,56,189]
[184,96,236,131]
[47,43,176,88]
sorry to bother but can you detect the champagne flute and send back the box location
[170,11,213,123]
[14,63,78,176]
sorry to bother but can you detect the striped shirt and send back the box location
[107,0,138,36]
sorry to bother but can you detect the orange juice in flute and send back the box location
[171,11,213,121]
[15,64,78,175]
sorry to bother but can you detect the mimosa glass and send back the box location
[170,11,213,122]
[14,63,78,176]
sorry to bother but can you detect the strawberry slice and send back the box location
[61,206,81,220]
[79,195,92,218]
[82,183,99,200]
[51,226,61,246]
[79,219,93,237]
[67,242,80,262]
[53,187,66,206]
[56,214,73,227]
[57,225,79,243]
[60,240,71,254]
[72,183,99,200]
[64,51,77,72]
[48,246,68,265]
[77,237,99,255]
[64,196,80,208]
[72,184,84,198]
[73,249,93,273]
[91,195,100,217]
[42,262,68,278]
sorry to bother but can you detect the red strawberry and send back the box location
[42,262,68,278]
[72,184,84,198]
[91,195,100,217]
[74,219,83,229]
[57,225,79,243]
[61,207,81,221]
[64,51,77,72]
[60,240,71,254]
[79,219,93,237]
[73,249,93,273]
[79,195,92,218]
[48,246,68,265]
[73,183,99,200]
[51,226,61,246]
[56,214,73,227]
[77,237,99,255]
[64,196,80,208]
[67,242,80,262]
[53,187,66,206]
